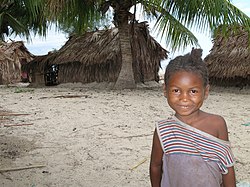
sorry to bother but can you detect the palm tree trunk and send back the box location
[113,1,136,89]
[114,23,136,89]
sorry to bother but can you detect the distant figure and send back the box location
[44,64,59,86]
[150,48,236,187]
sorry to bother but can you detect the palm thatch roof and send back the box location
[24,22,168,85]
[204,26,250,86]
[0,41,34,84]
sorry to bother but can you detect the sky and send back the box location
[8,0,250,66]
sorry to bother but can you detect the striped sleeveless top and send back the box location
[156,116,235,174]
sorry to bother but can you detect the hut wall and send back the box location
[28,67,45,85]
[32,72,45,84]
[57,61,121,84]
[133,59,160,83]
[143,65,160,82]
[0,59,21,84]
[209,76,249,87]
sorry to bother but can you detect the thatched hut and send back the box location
[24,22,168,86]
[204,27,250,87]
[0,41,34,84]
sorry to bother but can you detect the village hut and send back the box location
[24,22,168,86]
[0,41,34,84]
[204,26,250,87]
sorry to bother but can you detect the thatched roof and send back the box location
[25,22,168,84]
[0,41,34,84]
[204,26,250,85]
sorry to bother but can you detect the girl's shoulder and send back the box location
[202,113,228,141]
[205,113,226,124]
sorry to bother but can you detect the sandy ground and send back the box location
[0,82,249,187]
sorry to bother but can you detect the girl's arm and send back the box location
[150,129,163,187]
[216,116,236,187]
[222,166,236,187]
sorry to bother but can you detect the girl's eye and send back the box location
[191,90,198,94]
[172,89,179,93]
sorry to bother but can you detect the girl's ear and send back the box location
[204,84,210,100]
[163,84,167,98]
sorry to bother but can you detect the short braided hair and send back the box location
[164,48,209,87]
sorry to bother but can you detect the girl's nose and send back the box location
[180,92,188,101]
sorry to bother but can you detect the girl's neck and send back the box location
[175,110,205,126]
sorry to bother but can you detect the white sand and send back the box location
[0,82,249,187]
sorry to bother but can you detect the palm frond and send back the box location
[46,0,105,34]
[0,12,29,40]
[154,13,199,52]
[142,0,250,51]
[0,0,48,41]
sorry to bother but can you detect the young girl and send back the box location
[150,49,236,187]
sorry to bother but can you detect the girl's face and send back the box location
[164,71,209,118]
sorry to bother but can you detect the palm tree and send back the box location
[2,0,250,89]
[0,0,47,41]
